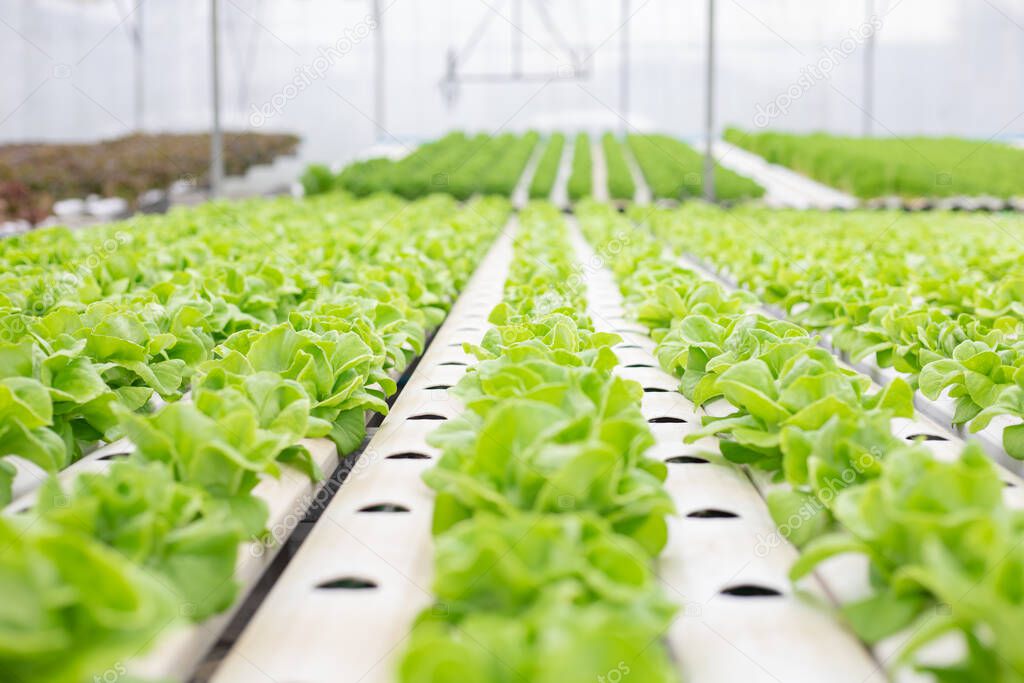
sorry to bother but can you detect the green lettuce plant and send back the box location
[0,515,178,683]
[577,199,1024,679]
[725,127,1024,199]
[529,133,566,200]
[37,460,245,621]
[399,201,678,683]
[602,133,636,201]
[628,134,764,201]
[640,201,1024,459]
[0,191,512,679]
[567,133,593,201]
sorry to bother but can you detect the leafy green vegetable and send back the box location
[427,369,672,554]
[576,199,1024,679]
[792,444,1024,681]
[305,132,540,201]
[477,132,540,198]
[528,134,566,200]
[37,460,245,621]
[726,127,1024,199]
[567,134,593,202]
[0,515,178,683]
[0,192,509,490]
[602,133,636,201]
[399,202,678,683]
[430,512,673,622]
[401,591,678,683]
[300,163,335,196]
[0,191,512,679]
[636,200,1024,459]
[198,324,386,454]
[628,134,764,201]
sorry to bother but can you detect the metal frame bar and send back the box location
[210,0,224,197]
[703,0,716,202]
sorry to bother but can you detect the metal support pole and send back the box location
[620,0,630,131]
[372,0,386,140]
[862,0,876,136]
[512,0,523,78]
[134,0,144,131]
[210,0,224,198]
[703,0,716,202]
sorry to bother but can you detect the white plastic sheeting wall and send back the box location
[1,0,1022,166]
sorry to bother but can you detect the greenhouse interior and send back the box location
[3,1,1024,682]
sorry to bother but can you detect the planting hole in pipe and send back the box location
[687,508,739,519]
[643,387,670,393]
[625,363,656,369]
[439,361,468,367]
[317,577,378,590]
[666,455,710,465]
[905,433,949,442]
[358,503,411,513]
[408,414,447,421]
[648,416,686,424]
[98,452,132,461]
[720,584,782,598]
[386,452,432,460]
[426,385,452,391]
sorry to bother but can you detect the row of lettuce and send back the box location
[603,132,637,200]
[528,132,565,199]
[0,193,510,683]
[317,126,1024,204]
[643,203,1024,461]
[303,132,539,200]
[398,202,680,682]
[726,128,1024,200]
[566,133,593,201]
[304,131,766,204]
[629,134,765,202]
[579,199,1024,683]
